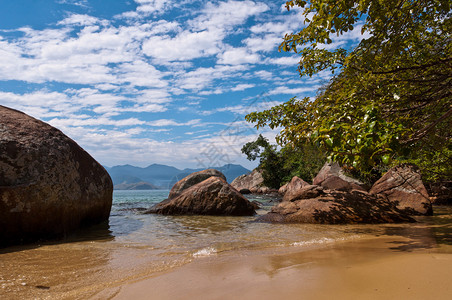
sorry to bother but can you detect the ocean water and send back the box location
[1,190,452,299]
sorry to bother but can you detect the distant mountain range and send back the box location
[104,163,251,190]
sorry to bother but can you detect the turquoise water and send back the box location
[107,190,452,256]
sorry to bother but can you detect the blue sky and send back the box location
[0,0,366,169]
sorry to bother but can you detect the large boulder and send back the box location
[369,164,432,215]
[278,183,289,194]
[281,176,310,201]
[313,162,367,192]
[0,106,113,245]
[283,184,325,202]
[231,169,270,193]
[147,177,255,216]
[258,189,415,224]
[168,169,226,199]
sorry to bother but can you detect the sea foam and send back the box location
[291,235,361,247]
[192,247,217,257]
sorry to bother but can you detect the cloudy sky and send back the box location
[0,0,364,169]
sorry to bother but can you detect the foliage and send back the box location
[241,135,325,187]
[246,0,451,182]
[279,143,326,184]
[241,134,284,188]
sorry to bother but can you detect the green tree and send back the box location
[241,134,283,188]
[241,135,325,187]
[246,0,451,182]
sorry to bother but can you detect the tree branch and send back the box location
[403,106,452,144]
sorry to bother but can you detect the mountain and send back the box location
[105,163,251,190]
[114,182,160,190]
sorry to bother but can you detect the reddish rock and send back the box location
[370,164,432,215]
[283,185,324,202]
[258,189,414,224]
[313,162,367,192]
[231,169,270,194]
[147,177,255,216]
[278,183,288,194]
[281,176,310,201]
[168,169,226,199]
[0,106,113,245]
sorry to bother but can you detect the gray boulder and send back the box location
[231,169,270,193]
[0,106,113,245]
[313,162,368,192]
[168,169,226,199]
[147,176,255,216]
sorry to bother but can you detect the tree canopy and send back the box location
[246,0,451,182]
[241,134,325,187]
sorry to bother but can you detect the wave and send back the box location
[192,247,217,257]
[291,235,362,247]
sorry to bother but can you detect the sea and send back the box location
[1,190,452,299]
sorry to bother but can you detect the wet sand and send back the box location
[108,236,452,300]
[2,206,452,299]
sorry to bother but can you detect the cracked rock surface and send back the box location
[370,164,432,215]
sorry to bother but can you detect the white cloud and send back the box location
[147,119,201,127]
[49,117,147,127]
[230,84,255,92]
[268,56,300,66]
[176,64,246,91]
[135,0,170,14]
[254,70,273,81]
[190,1,269,32]
[244,34,281,52]
[57,14,105,26]
[217,47,260,65]
[143,30,221,62]
[268,86,318,95]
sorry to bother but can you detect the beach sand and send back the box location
[100,236,452,300]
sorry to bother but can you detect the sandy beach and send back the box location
[2,202,452,300]
[97,235,452,300]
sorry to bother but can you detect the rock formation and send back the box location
[258,188,414,224]
[313,162,368,192]
[282,184,324,202]
[370,164,432,215]
[0,106,113,245]
[231,169,270,193]
[280,176,310,201]
[147,176,255,216]
[168,168,226,199]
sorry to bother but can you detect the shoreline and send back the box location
[96,234,452,300]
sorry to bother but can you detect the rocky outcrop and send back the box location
[168,169,226,199]
[278,183,289,194]
[281,176,310,201]
[313,162,367,192]
[0,106,113,246]
[258,188,415,224]
[231,169,270,193]
[147,177,255,216]
[283,184,324,202]
[369,164,432,215]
